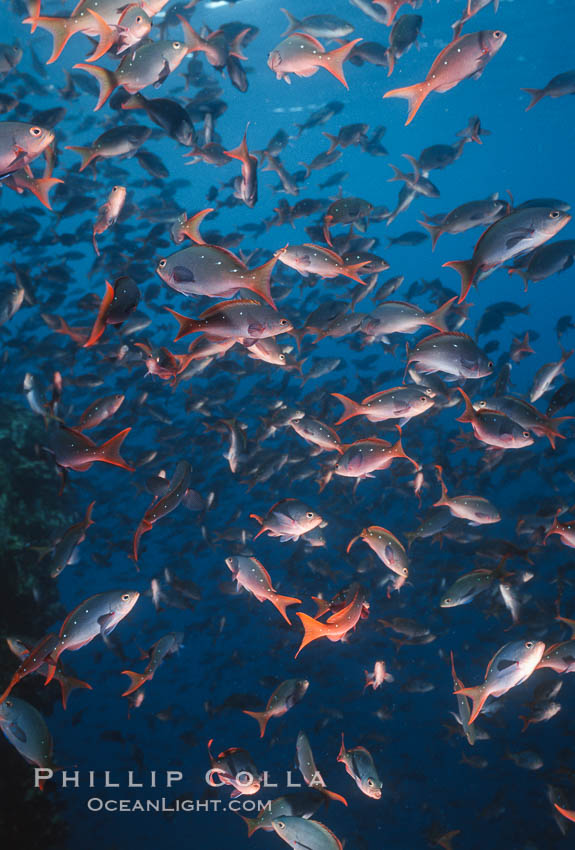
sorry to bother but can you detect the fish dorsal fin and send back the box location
[303,243,343,263]
[292,32,325,52]
[199,299,260,319]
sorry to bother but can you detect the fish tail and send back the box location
[121,670,150,697]
[65,145,97,172]
[453,685,487,724]
[177,16,204,53]
[383,81,430,125]
[295,612,332,657]
[73,62,116,111]
[270,593,302,624]
[0,674,19,705]
[244,255,278,309]
[121,93,147,110]
[83,9,117,62]
[337,732,346,762]
[433,463,449,506]
[240,815,261,836]
[179,208,213,245]
[418,219,442,251]
[522,87,545,112]
[321,787,348,806]
[455,387,476,424]
[58,673,92,710]
[442,258,475,303]
[331,392,363,424]
[25,177,64,210]
[543,510,562,543]
[280,7,300,36]
[554,803,575,822]
[98,428,134,471]
[428,296,457,332]
[386,50,395,77]
[518,714,531,733]
[544,415,574,449]
[392,429,419,469]
[322,131,338,155]
[83,280,115,348]
[23,15,82,63]
[346,533,363,554]
[311,596,332,617]
[224,130,250,165]
[340,261,370,284]
[242,709,271,738]
[164,306,201,341]
[318,38,362,90]
[132,519,152,562]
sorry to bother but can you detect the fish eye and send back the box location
[493,30,502,38]
[420,396,427,402]
[549,210,560,218]
[334,463,339,469]
[136,15,142,21]
[173,41,182,49]
[478,400,486,407]
[121,593,130,601]
[276,821,286,830]
[5,700,12,707]
[403,568,408,575]
[112,186,119,191]
[279,354,286,361]
[306,511,314,519]
[30,126,42,136]
[487,361,494,369]
[280,319,289,326]
[367,779,374,787]
[444,597,451,604]
[158,259,166,268]
[522,430,530,438]
[525,641,534,648]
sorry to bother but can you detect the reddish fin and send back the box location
[180,208,214,244]
[65,145,97,172]
[442,259,476,303]
[58,673,92,710]
[391,431,419,469]
[554,803,575,823]
[243,255,278,309]
[317,38,362,89]
[23,14,81,64]
[242,709,271,738]
[418,219,442,251]
[428,296,457,332]
[84,280,115,348]
[133,519,152,562]
[455,387,476,424]
[295,612,332,657]
[522,87,544,112]
[269,593,302,624]
[453,684,488,724]
[98,428,134,471]
[164,306,201,341]
[121,670,150,697]
[25,177,64,210]
[84,9,117,62]
[383,81,430,125]
[321,788,348,806]
[311,596,331,618]
[240,816,261,837]
[73,62,116,111]
[331,392,363,425]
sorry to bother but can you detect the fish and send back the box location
[332,386,435,425]
[406,333,494,380]
[364,660,394,691]
[295,583,369,657]
[121,632,183,696]
[523,70,575,111]
[5,637,92,710]
[272,816,343,850]
[0,697,58,788]
[347,526,409,591]
[337,733,382,799]
[132,460,192,560]
[250,498,326,543]
[243,678,309,737]
[268,33,362,88]
[384,31,507,125]
[165,299,292,344]
[453,640,545,724]
[450,651,476,746]
[456,388,535,449]
[225,555,301,623]
[49,425,134,472]
[206,739,261,797]
[92,185,126,255]
[0,122,54,178]
[295,731,348,804]
[433,465,500,525]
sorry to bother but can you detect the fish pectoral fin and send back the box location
[97,612,116,636]
[8,720,27,743]
[155,58,170,88]
[505,230,533,249]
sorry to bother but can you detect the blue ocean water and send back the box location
[1,0,575,848]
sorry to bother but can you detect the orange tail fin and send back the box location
[317,38,362,89]
[321,788,348,806]
[554,803,575,823]
[25,177,64,210]
[121,670,150,697]
[455,388,476,424]
[453,685,488,724]
[392,432,419,469]
[23,14,82,63]
[58,673,92,710]
[269,593,302,624]
[295,612,332,657]
[164,307,201,341]
[84,280,115,348]
[73,62,116,111]
[331,392,363,425]
[244,255,278,310]
[383,81,430,125]
[180,208,213,245]
[84,9,117,62]
[418,219,442,251]
[65,145,98,172]
[240,816,261,837]
[98,428,134,470]
[242,709,271,738]
[522,87,545,112]
[442,259,476,303]
[429,296,457,332]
